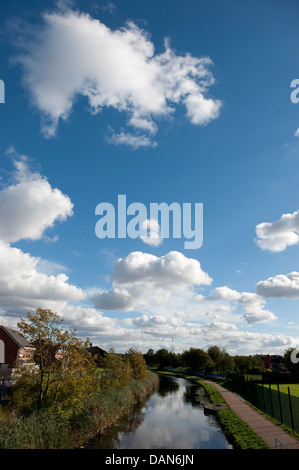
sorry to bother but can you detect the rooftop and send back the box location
[0,326,30,348]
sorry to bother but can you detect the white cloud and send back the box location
[108,131,157,149]
[92,250,212,310]
[256,271,299,298]
[207,286,277,325]
[201,322,293,355]
[255,209,299,252]
[128,115,158,134]
[0,150,85,314]
[294,128,299,137]
[0,240,86,313]
[185,93,221,125]
[0,149,73,243]
[91,287,134,311]
[13,9,221,144]
[113,251,212,287]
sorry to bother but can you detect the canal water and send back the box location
[88,375,232,449]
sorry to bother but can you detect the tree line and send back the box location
[143,345,298,377]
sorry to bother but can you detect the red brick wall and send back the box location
[0,328,19,367]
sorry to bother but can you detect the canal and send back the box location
[88,374,233,449]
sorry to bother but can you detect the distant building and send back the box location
[261,354,287,372]
[88,343,107,366]
[0,325,35,374]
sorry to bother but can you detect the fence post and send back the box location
[261,381,266,413]
[269,383,274,417]
[277,383,283,424]
[288,387,295,432]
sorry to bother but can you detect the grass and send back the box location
[0,408,72,449]
[257,383,299,397]
[216,409,269,449]
[74,372,159,444]
[196,379,270,449]
[0,371,159,449]
[195,379,226,404]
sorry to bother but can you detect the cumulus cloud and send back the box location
[256,271,299,298]
[92,250,212,310]
[0,148,73,243]
[201,321,293,355]
[133,314,167,328]
[0,240,86,313]
[0,150,86,315]
[13,9,221,146]
[91,287,134,311]
[294,128,299,137]
[130,313,202,340]
[112,251,212,287]
[207,286,277,325]
[255,209,299,252]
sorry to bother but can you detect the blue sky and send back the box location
[1,0,299,355]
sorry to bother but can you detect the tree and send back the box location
[207,345,222,363]
[15,308,98,417]
[154,348,172,369]
[101,349,132,387]
[127,349,148,379]
[233,355,265,374]
[208,345,234,372]
[181,348,212,371]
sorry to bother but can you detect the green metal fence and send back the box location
[229,376,299,433]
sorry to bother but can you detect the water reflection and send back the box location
[157,376,179,397]
[184,384,211,407]
[87,375,232,449]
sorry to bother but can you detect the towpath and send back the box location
[204,380,299,449]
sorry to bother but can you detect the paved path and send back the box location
[204,380,299,449]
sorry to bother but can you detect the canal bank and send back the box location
[87,374,232,449]
[155,372,269,449]
[157,371,299,449]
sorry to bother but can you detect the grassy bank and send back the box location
[257,383,299,397]
[197,380,269,449]
[0,371,159,449]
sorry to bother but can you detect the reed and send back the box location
[0,371,159,449]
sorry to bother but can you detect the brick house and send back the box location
[0,325,35,370]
